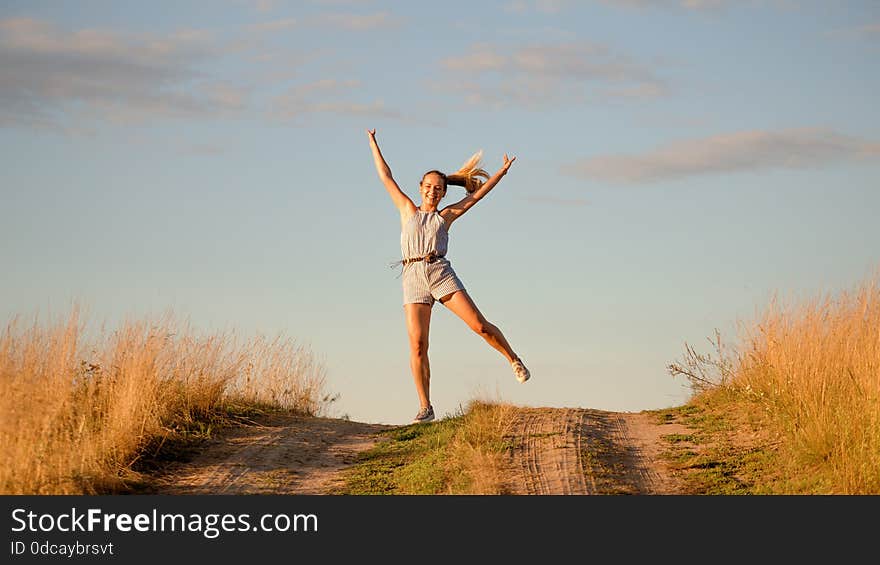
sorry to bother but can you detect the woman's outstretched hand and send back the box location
[366,128,376,140]
[501,154,516,174]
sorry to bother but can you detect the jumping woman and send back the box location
[366,128,531,424]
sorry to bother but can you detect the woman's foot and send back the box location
[512,358,531,383]
[412,405,435,424]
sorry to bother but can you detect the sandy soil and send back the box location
[148,408,693,495]
[500,407,692,494]
[149,413,393,495]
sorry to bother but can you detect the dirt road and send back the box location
[148,407,692,495]
[149,413,393,495]
[501,407,691,494]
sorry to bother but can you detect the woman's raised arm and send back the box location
[441,154,516,224]
[367,129,414,213]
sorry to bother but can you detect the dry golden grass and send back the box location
[445,399,516,494]
[671,271,880,493]
[0,304,334,495]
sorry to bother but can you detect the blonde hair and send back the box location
[421,150,489,195]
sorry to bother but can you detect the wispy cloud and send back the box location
[236,0,374,9]
[505,0,573,13]
[596,0,796,10]
[0,17,246,128]
[0,16,403,132]
[508,0,797,13]
[522,195,590,207]
[233,0,279,13]
[308,0,372,4]
[563,128,880,184]
[508,0,731,12]
[269,79,403,122]
[181,143,226,156]
[244,11,403,36]
[490,25,578,41]
[441,41,667,108]
[246,18,298,33]
[826,22,880,41]
[309,11,404,30]
[598,0,725,9]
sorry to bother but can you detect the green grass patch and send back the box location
[662,433,696,444]
[650,397,782,494]
[330,415,464,495]
[649,404,700,425]
[331,401,514,495]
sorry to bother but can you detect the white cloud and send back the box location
[563,128,880,184]
[598,0,723,9]
[181,143,226,156]
[443,48,507,72]
[309,12,404,30]
[511,0,718,11]
[827,22,880,41]
[0,18,216,59]
[0,16,398,131]
[309,100,402,117]
[233,0,278,13]
[506,0,797,14]
[855,23,880,36]
[270,79,403,122]
[244,11,403,37]
[0,18,245,128]
[522,195,590,207]
[245,11,403,34]
[308,0,372,4]
[506,0,573,13]
[440,41,667,108]
[246,18,298,33]
[597,0,795,10]
[599,83,667,99]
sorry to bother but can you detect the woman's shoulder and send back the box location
[399,203,419,229]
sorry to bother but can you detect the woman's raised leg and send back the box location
[439,290,531,382]
[439,290,518,363]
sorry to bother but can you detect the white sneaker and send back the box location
[412,405,435,424]
[512,358,531,383]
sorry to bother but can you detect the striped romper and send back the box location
[400,209,466,306]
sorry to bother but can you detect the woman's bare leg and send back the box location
[404,303,433,409]
[439,290,518,364]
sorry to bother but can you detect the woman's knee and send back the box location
[409,337,429,357]
[471,319,495,336]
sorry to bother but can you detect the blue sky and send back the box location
[2,0,878,425]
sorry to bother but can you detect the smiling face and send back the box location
[419,171,447,207]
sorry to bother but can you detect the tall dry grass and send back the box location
[671,272,880,493]
[0,305,334,495]
[445,399,516,494]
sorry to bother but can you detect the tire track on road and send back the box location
[503,407,690,494]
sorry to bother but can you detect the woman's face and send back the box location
[420,172,447,205]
